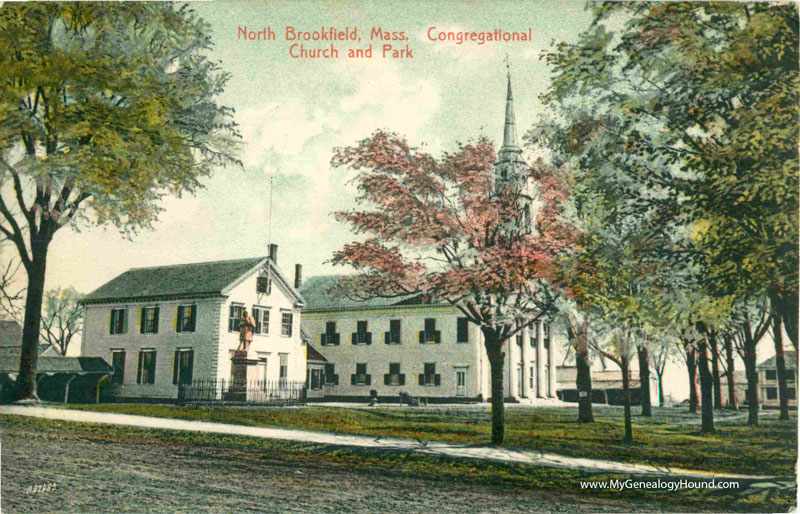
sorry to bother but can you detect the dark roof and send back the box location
[305,344,327,363]
[758,351,797,370]
[82,257,303,305]
[0,355,112,374]
[299,275,440,312]
[0,319,21,346]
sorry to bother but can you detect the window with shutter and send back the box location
[228,305,243,332]
[457,317,469,343]
[110,309,126,335]
[111,351,125,385]
[140,307,159,334]
[386,319,401,344]
[355,363,368,385]
[173,349,194,385]
[177,305,196,333]
[281,312,293,337]
[137,350,156,384]
[423,363,437,386]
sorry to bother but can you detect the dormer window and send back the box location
[256,276,272,294]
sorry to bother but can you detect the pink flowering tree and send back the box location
[330,131,574,444]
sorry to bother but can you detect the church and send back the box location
[299,73,560,403]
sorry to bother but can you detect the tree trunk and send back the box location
[15,254,49,402]
[621,356,633,444]
[485,339,506,446]
[575,323,594,423]
[686,344,699,414]
[637,345,652,416]
[742,321,759,427]
[724,334,738,410]
[773,315,790,421]
[771,291,798,352]
[655,367,665,407]
[709,331,722,409]
[698,333,715,434]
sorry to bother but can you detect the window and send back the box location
[281,312,293,337]
[384,362,405,386]
[352,320,372,345]
[140,307,159,334]
[351,363,371,386]
[766,370,777,381]
[253,306,269,335]
[109,309,127,335]
[419,363,440,386]
[279,354,288,381]
[324,363,338,385]
[529,365,535,389]
[385,319,401,344]
[419,318,441,344]
[256,276,272,294]
[309,369,322,390]
[137,350,156,385]
[111,351,125,385]
[766,387,778,400]
[322,321,340,345]
[172,349,194,385]
[176,305,196,333]
[516,333,523,346]
[228,304,243,332]
[457,317,469,343]
[788,388,796,400]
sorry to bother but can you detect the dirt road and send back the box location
[0,415,673,514]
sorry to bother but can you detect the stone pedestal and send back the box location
[227,350,261,401]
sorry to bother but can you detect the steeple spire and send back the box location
[502,70,519,151]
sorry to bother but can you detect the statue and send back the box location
[237,309,256,352]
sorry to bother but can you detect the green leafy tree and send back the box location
[540,1,798,347]
[0,3,240,401]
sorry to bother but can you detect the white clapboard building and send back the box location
[80,246,306,401]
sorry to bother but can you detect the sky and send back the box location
[1,0,783,399]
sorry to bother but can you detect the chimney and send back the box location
[268,244,278,264]
[294,264,303,289]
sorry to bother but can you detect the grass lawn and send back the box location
[0,414,794,513]
[54,403,797,478]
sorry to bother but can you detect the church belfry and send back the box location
[495,67,533,231]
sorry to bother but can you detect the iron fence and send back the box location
[177,378,307,406]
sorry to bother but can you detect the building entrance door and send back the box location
[455,369,467,397]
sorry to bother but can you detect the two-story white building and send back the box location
[80,247,306,402]
[299,276,559,403]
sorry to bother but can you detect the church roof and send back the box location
[758,351,797,370]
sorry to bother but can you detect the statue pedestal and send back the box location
[227,350,260,402]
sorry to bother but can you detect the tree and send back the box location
[771,314,791,421]
[652,338,675,407]
[731,299,773,426]
[0,255,24,323]
[542,2,798,350]
[0,3,240,400]
[564,308,594,422]
[40,287,83,356]
[330,131,573,445]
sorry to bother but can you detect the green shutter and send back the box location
[173,350,180,384]
[153,308,159,334]
[137,352,144,384]
[123,308,129,333]
[189,305,197,332]
[109,310,114,335]
[176,306,184,333]
[139,308,145,333]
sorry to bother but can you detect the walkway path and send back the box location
[0,405,776,481]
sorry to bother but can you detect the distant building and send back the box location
[556,365,660,407]
[757,351,797,408]
[0,335,111,404]
[80,248,306,402]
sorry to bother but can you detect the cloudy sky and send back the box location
[40,0,593,294]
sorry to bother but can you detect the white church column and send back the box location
[548,323,557,398]
[520,326,530,398]
[508,331,519,399]
[536,320,545,398]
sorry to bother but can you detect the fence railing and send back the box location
[177,379,307,406]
